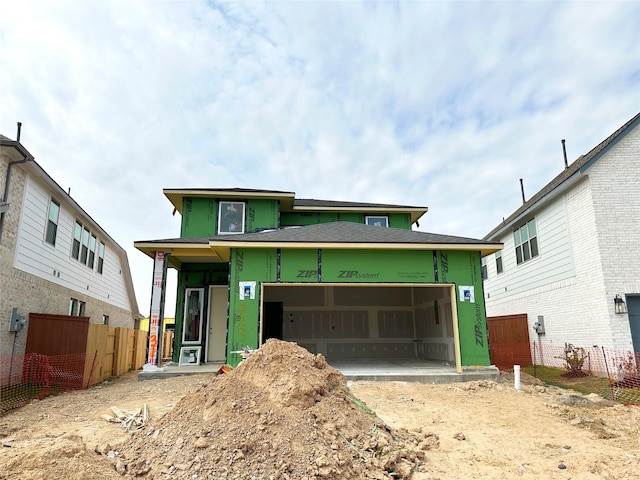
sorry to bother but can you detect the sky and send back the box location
[1,1,639,318]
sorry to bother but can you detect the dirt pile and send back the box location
[114,339,435,479]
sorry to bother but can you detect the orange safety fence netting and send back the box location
[1,352,97,414]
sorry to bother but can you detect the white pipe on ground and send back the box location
[514,364,521,390]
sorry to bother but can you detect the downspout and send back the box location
[0,123,34,243]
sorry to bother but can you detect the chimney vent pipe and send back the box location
[561,139,568,169]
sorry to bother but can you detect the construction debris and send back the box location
[101,403,149,433]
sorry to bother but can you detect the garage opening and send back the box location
[261,284,457,366]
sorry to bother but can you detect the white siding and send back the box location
[485,194,575,301]
[13,174,133,311]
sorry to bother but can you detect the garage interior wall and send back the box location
[263,285,454,361]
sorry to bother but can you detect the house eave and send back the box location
[485,172,586,241]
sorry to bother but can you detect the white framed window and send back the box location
[495,251,503,274]
[80,226,90,265]
[179,346,201,366]
[72,221,82,260]
[45,198,60,246]
[102,315,109,325]
[182,287,204,344]
[481,257,488,280]
[365,215,388,227]
[514,218,539,265]
[88,234,97,269]
[69,298,86,316]
[218,201,245,234]
[97,241,105,274]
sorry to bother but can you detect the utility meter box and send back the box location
[8,307,26,332]
[533,315,545,334]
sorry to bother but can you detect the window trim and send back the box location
[182,287,204,344]
[495,251,503,274]
[365,215,389,227]
[218,201,245,235]
[72,221,82,260]
[45,198,60,246]
[514,219,539,265]
[97,241,105,274]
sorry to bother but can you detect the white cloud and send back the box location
[1,0,638,317]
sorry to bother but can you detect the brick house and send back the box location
[482,112,640,353]
[0,130,141,358]
[135,188,502,370]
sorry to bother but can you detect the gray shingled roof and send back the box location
[139,221,495,246]
[294,198,425,209]
[165,187,295,195]
[484,112,640,240]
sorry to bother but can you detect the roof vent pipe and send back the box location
[16,122,22,143]
[561,139,568,169]
[520,178,526,204]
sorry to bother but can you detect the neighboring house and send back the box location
[135,188,502,369]
[0,130,141,358]
[483,112,640,354]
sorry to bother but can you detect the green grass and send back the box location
[522,365,640,404]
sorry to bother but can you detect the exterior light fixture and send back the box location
[614,294,627,315]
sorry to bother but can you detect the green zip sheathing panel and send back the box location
[279,212,412,228]
[181,197,279,237]
[280,249,319,282]
[321,249,435,282]
[435,250,489,366]
[245,199,279,232]
[181,197,217,237]
[227,248,277,365]
[388,213,411,229]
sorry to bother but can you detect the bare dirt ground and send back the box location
[1,340,639,479]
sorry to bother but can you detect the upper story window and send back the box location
[365,215,388,227]
[97,241,105,274]
[481,257,488,280]
[218,201,245,234]
[88,234,97,269]
[71,219,104,272]
[495,250,503,274]
[45,198,60,246]
[514,218,539,265]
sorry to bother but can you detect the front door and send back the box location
[207,286,228,362]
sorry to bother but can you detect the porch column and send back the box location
[146,251,170,367]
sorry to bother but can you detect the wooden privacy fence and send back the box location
[487,314,532,369]
[26,314,148,387]
[85,324,148,385]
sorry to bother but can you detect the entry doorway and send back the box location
[206,286,228,362]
